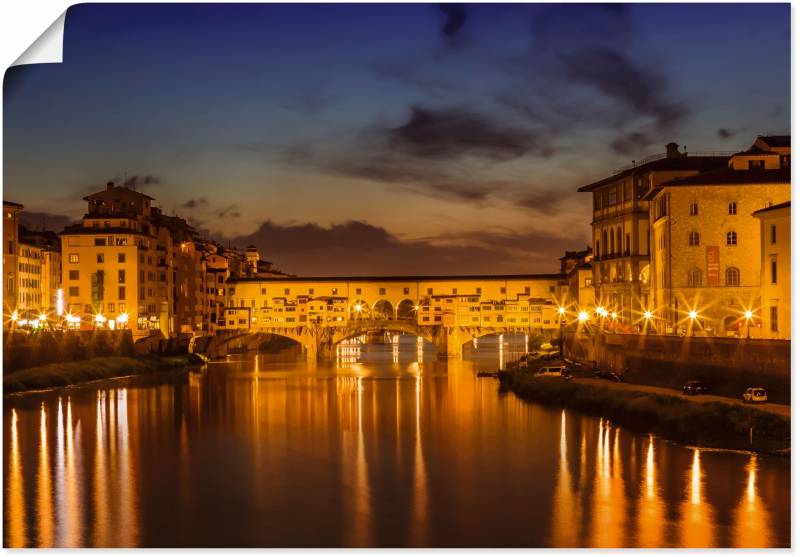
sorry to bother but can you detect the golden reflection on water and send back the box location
[7,409,26,548]
[679,449,715,547]
[37,403,53,547]
[2,354,790,548]
[636,435,666,547]
[732,455,773,547]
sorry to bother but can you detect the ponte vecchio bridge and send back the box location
[211,274,566,359]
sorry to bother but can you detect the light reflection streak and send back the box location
[732,455,773,547]
[93,392,108,547]
[679,449,714,547]
[7,409,27,547]
[37,403,53,547]
[55,398,66,545]
[636,435,665,547]
[410,374,429,546]
[550,409,579,547]
[64,398,83,547]
[590,420,625,547]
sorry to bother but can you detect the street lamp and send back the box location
[743,309,753,339]
[688,309,699,336]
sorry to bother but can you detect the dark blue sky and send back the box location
[3,3,790,274]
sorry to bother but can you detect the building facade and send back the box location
[754,201,790,339]
[577,143,730,328]
[643,137,790,336]
[3,200,23,317]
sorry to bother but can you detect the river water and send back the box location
[3,335,791,547]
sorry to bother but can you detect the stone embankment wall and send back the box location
[4,330,135,373]
[564,331,791,403]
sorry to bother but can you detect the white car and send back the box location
[742,387,768,404]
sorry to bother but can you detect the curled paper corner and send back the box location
[11,11,67,67]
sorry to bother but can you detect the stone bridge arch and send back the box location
[207,330,309,358]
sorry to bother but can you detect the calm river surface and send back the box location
[3,336,791,547]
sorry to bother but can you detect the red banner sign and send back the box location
[706,246,720,286]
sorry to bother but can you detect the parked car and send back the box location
[742,387,768,404]
[593,370,623,382]
[682,380,709,395]
[537,365,566,376]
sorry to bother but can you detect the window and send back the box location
[748,160,765,170]
[332,287,338,295]
[728,202,737,215]
[69,270,79,280]
[118,253,126,263]
[69,254,79,264]
[97,253,104,263]
[118,270,126,283]
[309,288,314,295]
[500,287,507,295]
[403,287,410,295]
[771,259,777,284]
[688,268,702,287]
[427,288,433,295]
[689,202,698,216]
[94,237,106,246]
[688,231,700,246]
[118,286,126,300]
[585,278,593,287]
[355,288,362,295]
[726,231,737,246]
[284,288,290,295]
[771,224,777,244]
[524,286,530,295]
[452,288,458,295]
[770,306,778,332]
[108,303,115,313]
[69,286,79,296]
[725,267,740,287]
[379,288,386,295]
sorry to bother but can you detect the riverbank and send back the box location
[500,370,790,454]
[4,354,205,395]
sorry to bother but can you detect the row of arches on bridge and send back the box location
[350,299,417,320]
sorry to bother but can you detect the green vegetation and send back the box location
[4,354,205,395]
[501,371,790,454]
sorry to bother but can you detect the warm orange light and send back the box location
[578,310,589,322]
[557,306,566,316]
[611,311,617,320]
[744,309,753,321]
[688,310,698,320]
[643,310,653,320]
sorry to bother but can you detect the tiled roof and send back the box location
[752,200,790,216]
[577,155,729,192]
[758,135,790,148]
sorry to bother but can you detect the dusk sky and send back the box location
[3,3,790,275]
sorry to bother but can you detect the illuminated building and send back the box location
[577,143,729,324]
[3,200,23,318]
[753,200,790,339]
[643,136,790,336]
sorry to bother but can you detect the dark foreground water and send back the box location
[3,337,791,547]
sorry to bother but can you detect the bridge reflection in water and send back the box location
[3,345,790,548]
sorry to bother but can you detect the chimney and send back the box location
[665,142,681,158]
[106,181,114,191]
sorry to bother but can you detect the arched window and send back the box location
[603,229,608,257]
[725,267,740,287]
[728,201,737,215]
[617,227,622,256]
[688,268,702,287]
[688,231,700,246]
[726,230,737,246]
[595,240,600,258]
[610,231,615,256]
[689,202,698,216]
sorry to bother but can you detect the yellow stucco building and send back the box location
[754,201,790,339]
[643,136,790,336]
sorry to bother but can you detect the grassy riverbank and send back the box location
[4,354,205,395]
[501,370,790,454]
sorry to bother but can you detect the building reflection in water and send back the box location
[636,435,666,547]
[679,449,715,547]
[7,409,26,548]
[550,409,579,547]
[2,353,790,548]
[732,455,773,547]
[37,402,54,547]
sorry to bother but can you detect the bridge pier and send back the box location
[434,326,463,359]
